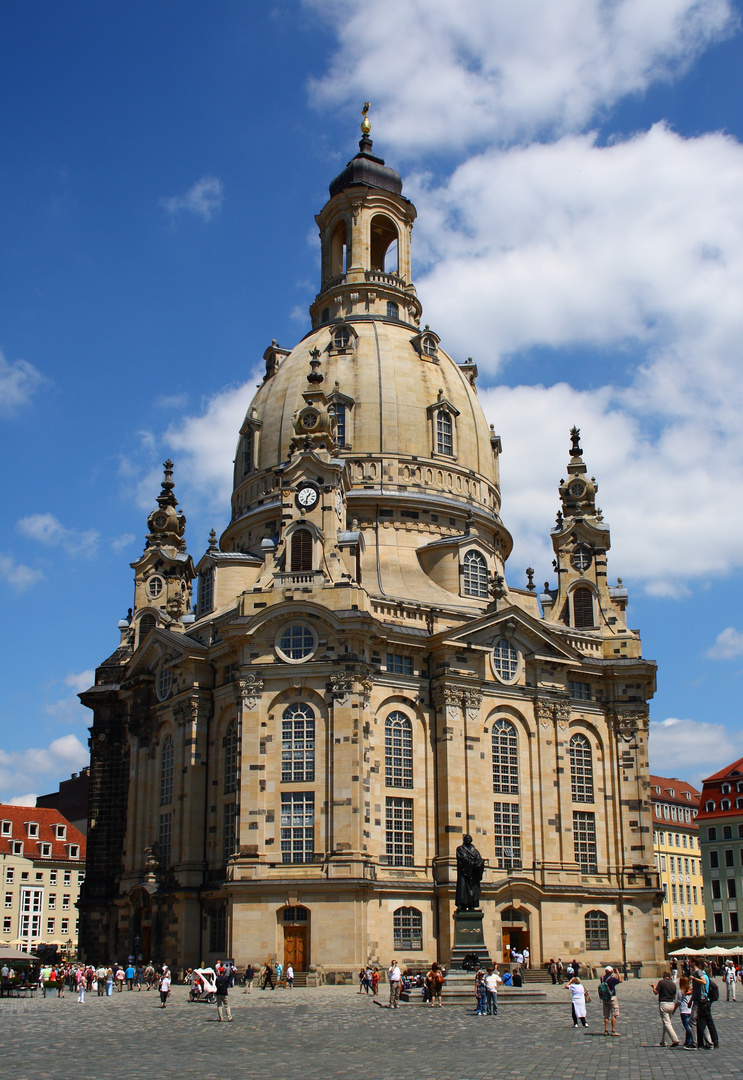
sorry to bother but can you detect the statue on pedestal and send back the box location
[455,834,484,911]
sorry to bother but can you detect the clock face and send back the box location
[296,485,319,509]
[569,482,585,498]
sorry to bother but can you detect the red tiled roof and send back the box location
[701,757,743,784]
[0,804,86,861]
[648,774,700,828]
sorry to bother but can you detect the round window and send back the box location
[492,638,519,683]
[276,623,317,663]
[333,328,350,349]
[571,546,592,571]
[148,576,164,598]
[302,411,319,429]
[156,666,172,701]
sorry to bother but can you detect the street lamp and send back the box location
[620,929,628,979]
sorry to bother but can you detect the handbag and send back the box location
[585,991,591,1003]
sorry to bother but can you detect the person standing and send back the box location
[565,976,588,1028]
[484,966,501,1015]
[651,971,680,1046]
[286,964,294,989]
[676,976,693,1047]
[548,959,557,985]
[426,962,443,1008]
[263,963,274,990]
[556,958,564,984]
[522,947,530,970]
[125,962,135,990]
[388,960,402,1009]
[723,960,736,1001]
[599,965,622,1036]
[670,958,678,983]
[243,963,254,994]
[215,967,233,1021]
[371,967,380,997]
[76,967,86,1004]
[159,969,171,1008]
[474,969,486,1015]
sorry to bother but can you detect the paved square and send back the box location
[2,978,740,1080]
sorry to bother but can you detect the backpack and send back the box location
[598,979,613,1002]
[436,970,444,985]
[707,978,719,1003]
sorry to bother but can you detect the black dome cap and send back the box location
[329,135,403,198]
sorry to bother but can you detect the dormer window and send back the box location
[706,800,716,812]
[721,799,731,811]
[333,327,350,350]
[413,327,441,361]
[437,410,453,455]
[55,824,67,841]
[1,821,11,837]
[722,783,731,794]
[462,550,489,599]
[67,844,80,859]
[422,336,437,357]
[668,788,675,797]
[654,786,661,795]
[26,822,39,839]
[40,843,52,858]
[11,841,23,856]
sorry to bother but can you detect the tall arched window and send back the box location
[242,427,254,476]
[573,587,594,628]
[290,529,313,572]
[385,712,413,788]
[393,906,422,950]
[160,735,174,806]
[492,719,518,794]
[282,703,315,782]
[585,909,609,950]
[463,550,488,598]
[436,410,453,456]
[224,721,238,794]
[370,214,398,273]
[569,733,594,802]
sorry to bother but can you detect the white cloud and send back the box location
[706,627,743,660]
[648,717,743,785]
[0,349,49,415]
[164,378,259,510]
[44,670,95,725]
[156,393,189,410]
[8,793,37,807]
[308,0,735,152]
[112,532,135,554]
[0,734,88,804]
[17,512,100,558]
[0,553,44,592]
[160,176,224,221]
[63,670,95,695]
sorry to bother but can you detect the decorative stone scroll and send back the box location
[328,667,374,709]
[534,696,571,730]
[610,707,649,743]
[432,685,464,722]
[462,690,483,725]
[236,670,264,711]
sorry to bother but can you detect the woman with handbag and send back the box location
[565,976,589,1028]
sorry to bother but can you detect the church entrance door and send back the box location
[284,925,307,971]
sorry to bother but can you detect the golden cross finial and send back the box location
[361,102,371,136]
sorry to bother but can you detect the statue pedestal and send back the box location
[449,909,494,970]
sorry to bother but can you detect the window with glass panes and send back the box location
[436,410,453,455]
[385,653,413,675]
[492,719,519,794]
[334,403,346,446]
[224,721,238,794]
[493,802,521,869]
[385,712,413,788]
[158,811,172,868]
[385,797,413,866]
[463,550,489,598]
[160,735,174,806]
[585,909,609,950]
[223,802,238,864]
[281,792,315,863]
[393,906,423,950]
[573,811,597,872]
[569,733,594,802]
[281,704,315,782]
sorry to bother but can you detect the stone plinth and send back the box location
[449,909,494,970]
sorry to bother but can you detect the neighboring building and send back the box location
[697,757,743,945]
[36,768,90,834]
[79,115,664,975]
[649,775,704,943]
[0,805,86,955]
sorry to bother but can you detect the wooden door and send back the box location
[284,925,307,970]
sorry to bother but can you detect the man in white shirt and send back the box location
[484,966,502,1015]
[159,970,171,1008]
[523,947,530,969]
[388,960,402,1009]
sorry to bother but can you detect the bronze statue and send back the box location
[455,834,484,910]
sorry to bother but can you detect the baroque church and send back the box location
[79,113,664,975]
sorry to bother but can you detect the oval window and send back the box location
[276,623,317,663]
[492,639,519,683]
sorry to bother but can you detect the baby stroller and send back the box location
[189,968,218,1003]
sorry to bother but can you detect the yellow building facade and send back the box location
[650,776,705,945]
[79,118,665,977]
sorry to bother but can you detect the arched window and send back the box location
[333,326,350,350]
[330,220,347,277]
[436,410,453,455]
[290,529,313,572]
[224,721,238,794]
[282,703,315,782]
[573,587,595,629]
[385,712,413,788]
[585,910,609,950]
[492,719,518,794]
[393,906,422,950]
[721,799,731,811]
[138,613,156,640]
[370,214,398,273]
[463,550,488,598]
[242,427,255,476]
[569,733,594,803]
[160,735,174,806]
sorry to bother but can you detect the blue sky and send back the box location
[3,0,743,801]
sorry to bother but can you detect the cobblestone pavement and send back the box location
[3,979,741,1080]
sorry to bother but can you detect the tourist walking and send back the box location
[388,960,402,1008]
[565,976,588,1028]
[262,963,275,990]
[474,969,486,1015]
[426,962,444,1007]
[723,960,736,1001]
[548,958,557,984]
[76,967,86,1004]
[371,967,380,996]
[286,964,294,988]
[215,967,233,1021]
[159,969,171,1008]
[651,971,680,1046]
[599,965,622,1036]
[243,964,254,993]
[556,958,564,983]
